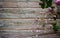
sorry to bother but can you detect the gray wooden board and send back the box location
[4,0,40,2]
[0,2,40,8]
[0,8,48,18]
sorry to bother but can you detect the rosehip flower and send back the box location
[48,7,53,12]
[55,0,60,5]
[48,7,55,13]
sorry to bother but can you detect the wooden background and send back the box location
[0,0,60,38]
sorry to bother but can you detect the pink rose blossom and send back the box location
[55,0,60,5]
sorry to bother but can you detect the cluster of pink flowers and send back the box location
[55,0,60,5]
[48,7,55,13]
[48,0,60,13]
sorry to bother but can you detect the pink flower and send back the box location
[48,7,53,12]
[48,7,55,13]
[55,0,60,5]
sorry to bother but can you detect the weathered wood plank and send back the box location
[0,8,47,13]
[0,13,47,19]
[17,2,40,8]
[0,32,59,38]
[0,2,40,8]
[4,0,40,2]
[3,2,18,8]
[0,19,53,30]
[0,0,4,2]
[0,19,54,37]
[0,19,37,29]
[0,30,53,34]
[0,8,18,13]
[4,0,19,2]
[0,8,48,19]
[0,2,4,8]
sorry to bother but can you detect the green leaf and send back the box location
[40,0,52,8]
[53,23,59,31]
[46,0,52,8]
[40,0,45,9]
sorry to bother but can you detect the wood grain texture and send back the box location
[0,8,47,13]
[0,33,59,38]
[0,8,48,19]
[0,19,54,36]
[0,0,4,2]
[0,13,47,19]
[0,2,40,8]
[4,0,40,2]
[17,2,40,8]
[0,0,60,38]
[0,19,53,30]
[3,2,18,8]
